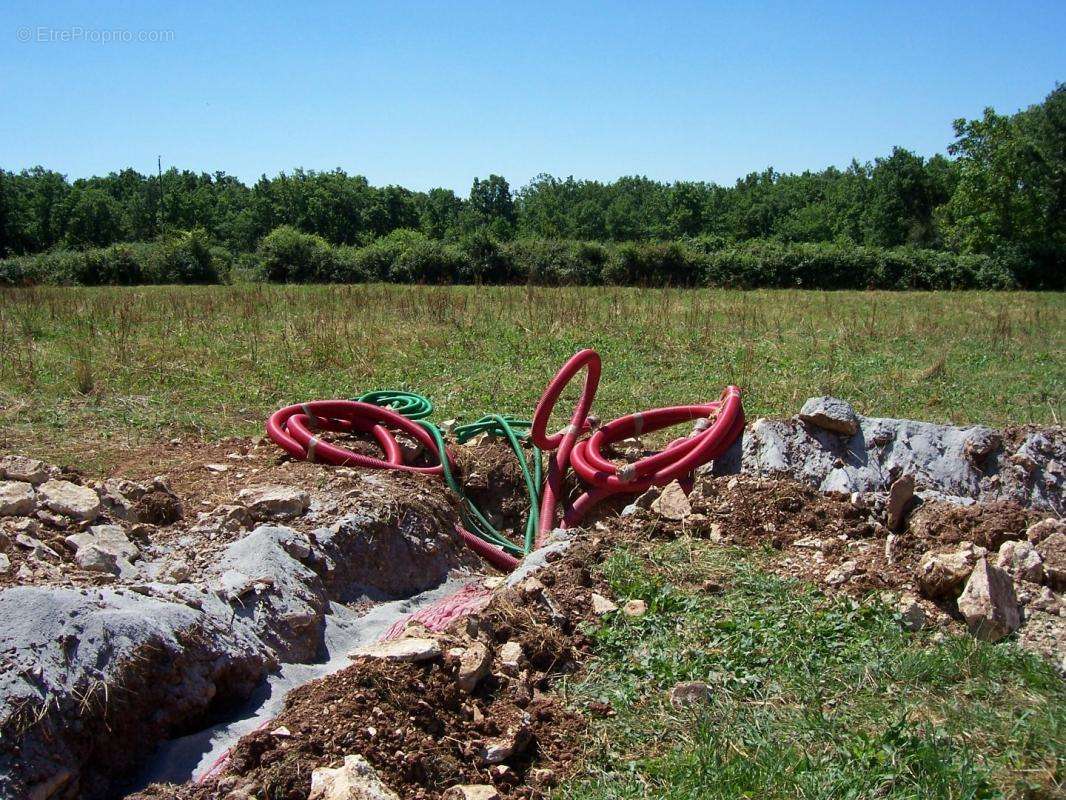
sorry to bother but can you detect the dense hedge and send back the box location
[0,226,1025,290]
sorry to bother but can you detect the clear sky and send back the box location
[2,1,1064,194]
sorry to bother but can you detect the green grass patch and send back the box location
[561,541,1063,799]
[0,285,1061,470]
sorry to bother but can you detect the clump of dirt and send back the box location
[908,500,1037,550]
[132,490,184,525]
[454,440,537,537]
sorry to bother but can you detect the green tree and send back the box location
[62,186,126,248]
[467,174,515,239]
[943,84,1065,285]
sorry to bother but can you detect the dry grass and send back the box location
[0,284,1061,470]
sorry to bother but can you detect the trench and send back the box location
[122,577,472,795]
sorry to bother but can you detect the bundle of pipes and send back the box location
[266,350,744,571]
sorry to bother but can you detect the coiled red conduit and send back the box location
[266,350,744,566]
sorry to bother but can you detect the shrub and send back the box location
[256,225,332,283]
[458,230,516,283]
[0,235,1036,290]
[344,229,430,282]
[85,244,144,285]
[605,242,704,286]
[390,240,466,284]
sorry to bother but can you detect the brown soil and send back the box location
[684,475,1038,595]
[131,535,613,800]
[454,440,537,538]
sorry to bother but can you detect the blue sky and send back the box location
[2,1,1064,193]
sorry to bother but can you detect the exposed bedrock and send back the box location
[709,396,1063,512]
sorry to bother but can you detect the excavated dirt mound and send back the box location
[686,476,1040,595]
[0,435,500,800]
[131,537,610,800]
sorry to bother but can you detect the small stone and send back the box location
[497,640,523,673]
[0,456,50,485]
[205,463,229,473]
[798,396,860,436]
[915,544,984,599]
[529,768,557,788]
[0,481,36,517]
[475,724,530,764]
[996,540,1044,583]
[591,593,618,615]
[1027,518,1065,544]
[236,485,310,520]
[37,479,101,522]
[669,681,712,708]
[963,429,1001,464]
[896,593,927,631]
[351,637,442,662]
[826,559,859,587]
[884,533,900,564]
[958,558,1021,642]
[622,599,647,617]
[651,480,691,521]
[66,524,139,562]
[518,576,544,598]
[632,486,661,509]
[308,754,400,800]
[1028,586,1062,614]
[0,553,9,574]
[158,558,191,583]
[395,435,423,463]
[456,642,491,692]
[443,785,500,800]
[271,726,292,737]
[1035,532,1066,591]
[885,475,915,532]
[75,545,126,575]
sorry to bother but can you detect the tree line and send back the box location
[1,84,1062,288]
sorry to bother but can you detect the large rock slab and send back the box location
[0,586,268,800]
[0,481,35,517]
[36,480,101,522]
[707,404,1063,511]
[798,396,860,436]
[210,525,326,662]
[312,508,474,601]
[957,558,1021,642]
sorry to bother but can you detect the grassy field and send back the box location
[1,284,1062,796]
[564,539,1064,799]
[0,285,1062,468]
